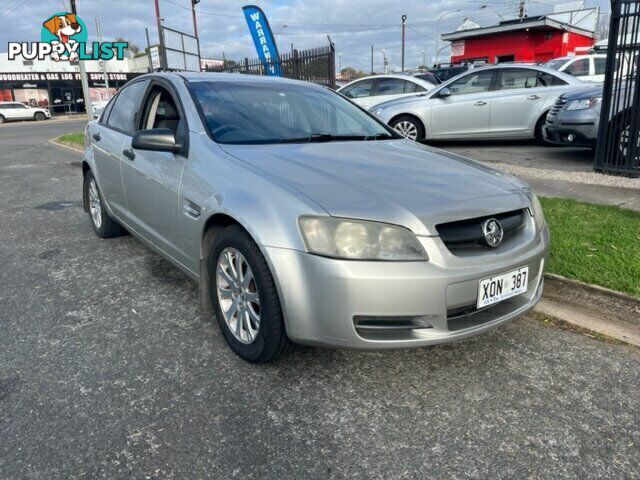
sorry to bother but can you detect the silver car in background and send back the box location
[82,73,549,363]
[338,74,437,110]
[371,64,584,142]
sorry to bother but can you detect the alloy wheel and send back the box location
[216,247,261,344]
[88,178,102,229]
[619,124,640,161]
[394,121,418,141]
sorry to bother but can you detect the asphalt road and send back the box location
[1,120,639,479]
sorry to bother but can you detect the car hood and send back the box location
[562,84,603,101]
[220,140,531,236]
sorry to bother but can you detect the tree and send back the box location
[341,66,367,81]
[114,37,140,55]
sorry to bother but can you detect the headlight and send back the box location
[372,108,384,117]
[566,97,601,111]
[529,193,546,231]
[299,216,427,261]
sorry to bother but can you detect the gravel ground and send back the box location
[1,121,639,479]
[436,141,640,211]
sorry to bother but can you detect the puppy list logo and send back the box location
[8,12,128,62]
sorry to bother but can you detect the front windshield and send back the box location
[543,59,567,71]
[189,80,394,144]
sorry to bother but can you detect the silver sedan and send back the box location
[82,73,549,363]
[371,64,585,142]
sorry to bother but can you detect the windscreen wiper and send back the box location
[365,133,395,141]
[277,134,368,143]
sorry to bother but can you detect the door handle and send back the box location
[474,100,487,106]
[92,133,101,141]
[527,95,541,100]
[123,149,135,161]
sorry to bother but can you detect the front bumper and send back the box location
[265,225,549,349]
[543,109,598,148]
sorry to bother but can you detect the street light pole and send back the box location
[401,15,407,72]
[191,0,201,70]
[380,49,388,74]
[69,0,93,119]
[371,45,374,74]
[434,9,461,67]
[421,49,426,68]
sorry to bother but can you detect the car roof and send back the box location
[173,71,319,87]
[449,63,582,84]
[338,74,436,90]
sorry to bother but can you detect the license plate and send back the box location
[477,266,529,309]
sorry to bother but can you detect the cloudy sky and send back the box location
[1,0,610,71]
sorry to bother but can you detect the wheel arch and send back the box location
[389,113,426,139]
[534,108,552,138]
[81,161,92,212]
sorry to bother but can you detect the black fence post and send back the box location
[594,0,640,177]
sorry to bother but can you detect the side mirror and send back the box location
[438,87,452,98]
[132,128,181,153]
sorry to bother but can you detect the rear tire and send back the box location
[34,112,46,121]
[83,171,125,238]
[390,115,425,141]
[208,225,294,363]
[0,115,5,124]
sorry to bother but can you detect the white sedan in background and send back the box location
[543,54,607,83]
[0,102,50,123]
[371,65,586,142]
[338,74,437,110]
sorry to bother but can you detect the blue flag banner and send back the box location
[242,5,282,76]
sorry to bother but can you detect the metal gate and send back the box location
[204,43,336,89]
[595,0,640,176]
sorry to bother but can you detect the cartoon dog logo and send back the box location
[42,13,82,61]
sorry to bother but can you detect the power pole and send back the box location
[95,16,110,96]
[153,0,165,70]
[401,15,407,72]
[371,45,374,74]
[519,0,526,20]
[69,0,93,119]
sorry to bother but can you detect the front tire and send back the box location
[208,225,293,363]
[34,112,46,121]
[0,115,5,124]
[535,113,550,146]
[83,171,125,238]
[390,115,425,141]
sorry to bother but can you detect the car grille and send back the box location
[436,209,527,254]
[548,95,568,118]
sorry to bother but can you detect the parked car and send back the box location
[338,74,437,110]
[82,73,549,362]
[371,65,585,142]
[91,99,110,119]
[429,65,467,82]
[0,102,50,123]
[543,85,602,148]
[543,54,607,83]
[413,71,441,85]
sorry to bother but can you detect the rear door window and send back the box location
[448,71,494,95]
[498,69,540,90]
[341,80,373,99]
[594,57,607,75]
[566,58,590,77]
[106,80,149,135]
[374,78,409,96]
